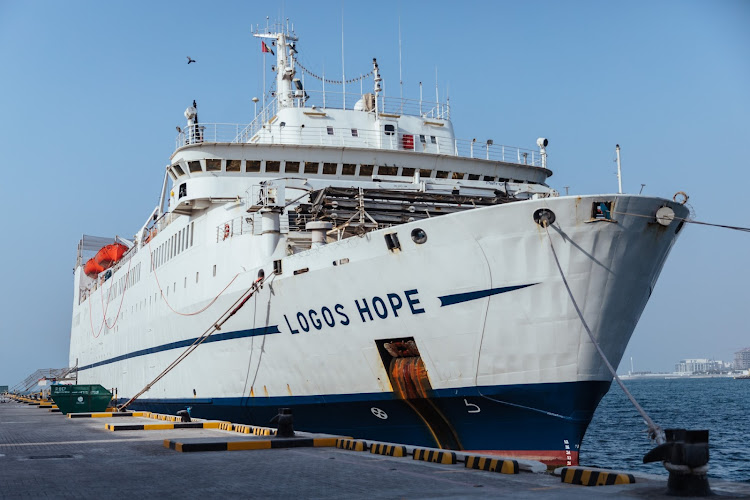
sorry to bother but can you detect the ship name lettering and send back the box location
[282,289,423,334]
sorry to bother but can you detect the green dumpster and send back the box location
[50,385,113,415]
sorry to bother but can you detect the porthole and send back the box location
[411,228,427,244]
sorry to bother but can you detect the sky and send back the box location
[0,0,748,387]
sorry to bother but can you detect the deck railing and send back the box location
[177,123,542,167]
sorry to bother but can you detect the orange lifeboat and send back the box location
[95,243,128,268]
[84,258,105,278]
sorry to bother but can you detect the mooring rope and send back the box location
[543,222,666,444]
[612,210,750,233]
[118,274,269,411]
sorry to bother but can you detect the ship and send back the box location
[69,22,689,466]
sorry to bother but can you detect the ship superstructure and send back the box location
[70,22,688,465]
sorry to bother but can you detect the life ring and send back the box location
[673,191,689,205]
[223,223,230,240]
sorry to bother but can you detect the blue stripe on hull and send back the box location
[78,325,280,371]
[128,380,610,455]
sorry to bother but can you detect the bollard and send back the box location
[270,408,294,437]
[643,429,711,497]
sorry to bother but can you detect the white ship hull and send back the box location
[70,193,686,464]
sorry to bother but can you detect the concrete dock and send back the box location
[1,399,748,499]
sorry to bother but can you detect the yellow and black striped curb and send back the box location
[68,411,148,418]
[413,448,457,464]
[336,438,368,452]
[231,424,252,434]
[105,422,223,431]
[253,426,275,436]
[465,456,519,474]
[216,422,276,435]
[560,467,636,486]
[144,413,185,422]
[163,437,337,453]
[369,443,407,457]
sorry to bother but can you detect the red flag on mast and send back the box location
[261,41,274,55]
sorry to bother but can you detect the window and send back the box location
[196,272,199,283]
[420,169,431,178]
[190,222,194,247]
[419,135,426,143]
[359,164,374,176]
[430,136,437,144]
[435,170,449,179]
[188,161,202,173]
[226,160,241,172]
[401,167,415,177]
[323,163,337,175]
[483,176,496,181]
[327,126,334,135]
[285,161,300,173]
[213,265,216,277]
[265,161,280,173]
[452,172,465,180]
[172,163,186,176]
[378,166,397,176]
[304,162,319,174]
[342,164,356,175]
[206,159,221,171]
[246,160,261,173]
[351,129,358,137]
[384,124,395,136]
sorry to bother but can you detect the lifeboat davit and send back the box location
[95,243,127,268]
[84,258,104,278]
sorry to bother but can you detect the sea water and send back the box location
[581,377,750,482]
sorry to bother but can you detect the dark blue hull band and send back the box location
[127,380,611,460]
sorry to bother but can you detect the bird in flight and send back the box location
[187,56,196,64]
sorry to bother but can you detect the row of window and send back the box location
[87,263,221,334]
[112,262,141,299]
[322,124,437,145]
[151,222,195,270]
[170,159,517,183]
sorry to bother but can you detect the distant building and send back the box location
[735,348,750,370]
[0,385,8,393]
[674,358,728,374]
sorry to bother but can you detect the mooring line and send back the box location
[118,273,269,411]
[543,222,665,444]
[612,210,750,233]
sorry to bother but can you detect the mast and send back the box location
[616,144,623,194]
[254,22,298,110]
